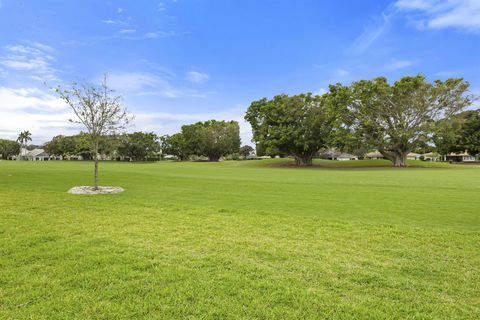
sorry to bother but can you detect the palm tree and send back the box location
[17,131,32,160]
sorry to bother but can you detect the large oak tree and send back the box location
[160,133,190,161]
[118,132,160,161]
[332,75,474,166]
[181,120,240,161]
[245,93,341,166]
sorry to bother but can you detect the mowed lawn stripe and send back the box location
[0,160,479,319]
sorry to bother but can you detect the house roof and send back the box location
[423,152,440,157]
[338,153,357,158]
[447,151,474,156]
[365,151,384,158]
[321,150,341,158]
[27,148,49,157]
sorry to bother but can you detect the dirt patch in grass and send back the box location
[68,186,125,194]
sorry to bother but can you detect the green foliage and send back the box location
[181,120,241,161]
[0,139,20,159]
[74,132,94,160]
[434,110,480,155]
[17,131,32,146]
[117,132,160,161]
[16,131,32,159]
[160,133,190,160]
[239,145,254,158]
[44,132,161,161]
[245,93,342,166]
[332,75,474,166]
[44,135,77,156]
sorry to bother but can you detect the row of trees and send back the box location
[1,131,35,159]
[245,75,476,166]
[434,110,480,156]
[0,139,20,159]
[5,125,249,163]
[44,132,160,161]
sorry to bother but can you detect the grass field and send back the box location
[1,159,479,319]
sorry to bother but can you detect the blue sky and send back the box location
[0,0,479,144]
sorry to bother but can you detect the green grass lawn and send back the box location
[1,159,479,319]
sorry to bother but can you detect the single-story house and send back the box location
[26,148,50,161]
[320,150,341,160]
[366,151,422,160]
[406,152,421,160]
[365,151,384,160]
[15,148,63,161]
[445,151,478,163]
[422,152,441,162]
[338,153,358,161]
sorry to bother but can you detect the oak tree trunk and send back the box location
[380,149,408,167]
[208,155,221,162]
[294,155,313,166]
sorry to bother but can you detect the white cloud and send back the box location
[395,0,480,31]
[395,0,432,10]
[119,29,136,34]
[31,42,55,53]
[314,88,327,95]
[143,31,176,39]
[0,43,59,81]
[103,19,117,25]
[335,69,350,77]
[186,71,210,83]
[350,0,480,55]
[0,87,66,111]
[107,71,211,98]
[108,72,167,92]
[0,86,79,143]
[349,11,393,54]
[158,2,166,11]
[383,59,416,70]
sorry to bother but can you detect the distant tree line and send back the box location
[43,132,161,161]
[2,121,245,162]
[245,75,477,166]
[434,110,480,156]
[0,139,20,159]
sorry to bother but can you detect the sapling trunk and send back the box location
[93,140,99,190]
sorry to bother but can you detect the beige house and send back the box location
[365,151,384,160]
[366,151,422,160]
[406,152,421,160]
[422,152,441,161]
